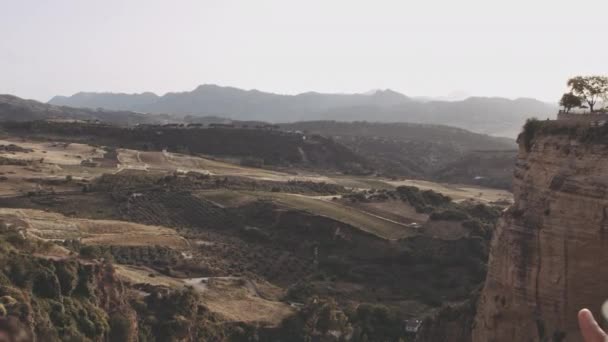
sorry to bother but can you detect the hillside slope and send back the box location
[281,121,515,150]
[281,121,516,187]
[1,121,372,174]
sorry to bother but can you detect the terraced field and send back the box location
[122,191,238,229]
[0,208,189,249]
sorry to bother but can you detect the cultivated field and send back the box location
[116,149,333,183]
[0,139,116,195]
[0,208,189,249]
[195,189,259,208]
[343,199,429,225]
[0,138,106,166]
[204,190,419,240]
[387,179,513,204]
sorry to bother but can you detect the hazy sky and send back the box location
[1,0,606,102]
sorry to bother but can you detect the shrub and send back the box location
[462,219,490,239]
[464,203,501,223]
[395,186,451,212]
[55,262,78,296]
[521,118,543,152]
[109,313,134,341]
[430,210,469,221]
[79,246,101,259]
[32,270,62,299]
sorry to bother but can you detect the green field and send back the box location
[247,191,415,240]
[195,190,259,208]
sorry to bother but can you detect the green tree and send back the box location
[559,92,582,113]
[567,76,608,112]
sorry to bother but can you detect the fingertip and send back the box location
[579,308,596,324]
[578,308,607,341]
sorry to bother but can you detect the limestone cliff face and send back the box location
[473,131,608,342]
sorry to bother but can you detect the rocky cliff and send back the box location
[473,121,608,341]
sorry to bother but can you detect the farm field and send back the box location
[0,207,189,249]
[116,149,333,183]
[342,199,430,225]
[198,190,418,240]
[0,138,105,165]
[386,178,513,204]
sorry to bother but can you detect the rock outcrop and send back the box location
[473,122,608,341]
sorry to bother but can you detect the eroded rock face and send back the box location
[473,134,608,342]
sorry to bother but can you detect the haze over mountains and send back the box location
[49,85,557,138]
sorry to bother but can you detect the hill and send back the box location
[0,94,165,126]
[1,121,372,174]
[281,121,515,151]
[49,85,556,137]
[281,121,516,188]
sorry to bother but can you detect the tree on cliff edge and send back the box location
[567,76,608,112]
[559,92,582,113]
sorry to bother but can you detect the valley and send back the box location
[0,123,505,341]
[3,2,606,340]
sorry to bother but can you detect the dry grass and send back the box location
[116,265,293,326]
[386,179,513,204]
[0,139,105,166]
[0,138,117,196]
[0,208,189,249]
[331,176,396,190]
[116,149,334,183]
[198,277,294,326]
[345,199,429,225]
[115,265,185,288]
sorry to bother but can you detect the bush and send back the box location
[32,270,62,299]
[521,118,543,152]
[464,203,501,223]
[430,210,469,221]
[395,186,451,212]
[79,246,101,259]
[56,262,78,296]
[462,219,489,238]
[109,313,134,341]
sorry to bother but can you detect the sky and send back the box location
[1,0,606,102]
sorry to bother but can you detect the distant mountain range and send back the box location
[49,85,557,138]
[0,94,165,125]
[1,93,517,187]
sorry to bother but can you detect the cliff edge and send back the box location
[473,120,608,341]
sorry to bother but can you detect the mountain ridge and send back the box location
[49,85,557,138]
